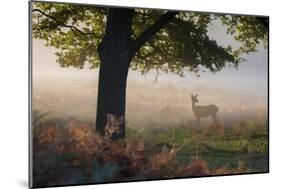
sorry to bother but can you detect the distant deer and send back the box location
[191,94,219,125]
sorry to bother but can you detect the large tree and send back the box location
[32,2,268,140]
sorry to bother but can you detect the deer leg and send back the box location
[196,117,200,126]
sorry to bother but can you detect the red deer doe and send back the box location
[105,113,125,139]
[191,94,219,125]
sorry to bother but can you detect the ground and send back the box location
[32,113,268,187]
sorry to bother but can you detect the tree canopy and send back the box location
[32,2,268,77]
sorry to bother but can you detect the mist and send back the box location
[33,68,267,129]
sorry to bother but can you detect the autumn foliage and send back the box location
[32,114,267,187]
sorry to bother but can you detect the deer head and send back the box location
[105,113,125,138]
[191,94,199,103]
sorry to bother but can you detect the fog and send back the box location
[33,69,267,128]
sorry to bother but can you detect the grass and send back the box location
[32,114,268,187]
[127,123,268,172]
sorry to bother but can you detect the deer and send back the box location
[105,113,125,139]
[191,94,219,125]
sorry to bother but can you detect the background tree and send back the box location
[32,2,268,140]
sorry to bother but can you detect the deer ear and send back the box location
[106,113,115,123]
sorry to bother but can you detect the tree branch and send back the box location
[132,11,178,53]
[153,69,160,85]
[32,8,95,35]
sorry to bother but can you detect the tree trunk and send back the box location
[95,8,177,140]
[95,8,134,140]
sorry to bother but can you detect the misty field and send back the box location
[32,106,268,187]
[33,75,267,127]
